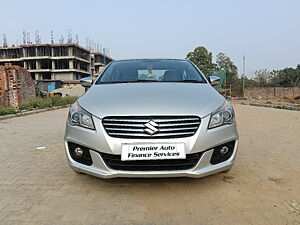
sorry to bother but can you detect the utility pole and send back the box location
[242,55,245,97]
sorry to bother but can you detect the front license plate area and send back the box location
[121,143,185,161]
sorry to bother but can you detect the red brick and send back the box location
[0,63,36,108]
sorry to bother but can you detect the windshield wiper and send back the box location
[99,80,160,84]
[99,79,205,84]
[99,81,134,84]
[176,80,205,83]
[134,79,160,82]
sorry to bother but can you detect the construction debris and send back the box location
[0,63,36,108]
[52,86,85,97]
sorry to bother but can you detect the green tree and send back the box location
[247,66,300,88]
[265,67,300,87]
[253,69,271,87]
[277,68,300,87]
[215,52,239,86]
[268,70,280,87]
[244,76,259,88]
[186,46,215,76]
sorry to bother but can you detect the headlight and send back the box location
[68,102,95,130]
[208,101,235,129]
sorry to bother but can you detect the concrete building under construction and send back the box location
[0,44,113,81]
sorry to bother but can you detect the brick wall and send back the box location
[245,87,300,100]
[0,63,36,108]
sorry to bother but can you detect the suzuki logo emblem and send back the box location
[144,120,159,135]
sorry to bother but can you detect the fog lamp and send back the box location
[220,146,229,156]
[74,147,84,158]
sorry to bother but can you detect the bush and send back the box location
[0,107,17,116]
[19,97,52,110]
[19,96,77,111]
[0,96,78,116]
[51,96,77,106]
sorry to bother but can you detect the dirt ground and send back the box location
[0,104,299,225]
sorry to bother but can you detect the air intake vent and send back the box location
[100,152,202,171]
[102,116,201,139]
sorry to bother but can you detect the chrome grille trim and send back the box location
[102,116,201,139]
[103,117,199,123]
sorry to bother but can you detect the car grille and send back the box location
[102,116,201,139]
[100,152,202,171]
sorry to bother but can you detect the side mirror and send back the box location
[209,76,221,86]
[80,77,93,88]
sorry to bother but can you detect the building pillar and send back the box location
[22,48,26,57]
[68,47,73,56]
[88,63,91,73]
[69,60,74,69]
[36,60,40,70]
[52,60,55,70]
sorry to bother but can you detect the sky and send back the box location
[0,0,299,77]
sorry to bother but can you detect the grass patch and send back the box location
[19,97,52,110]
[19,96,77,110]
[0,96,78,116]
[51,96,78,107]
[0,107,17,116]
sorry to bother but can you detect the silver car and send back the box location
[64,59,239,178]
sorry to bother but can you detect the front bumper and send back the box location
[64,114,239,178]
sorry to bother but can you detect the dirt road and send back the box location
[0,104,299,225]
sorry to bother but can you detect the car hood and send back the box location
[78,83,225,118]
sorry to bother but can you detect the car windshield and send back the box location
[96,59,207,84]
